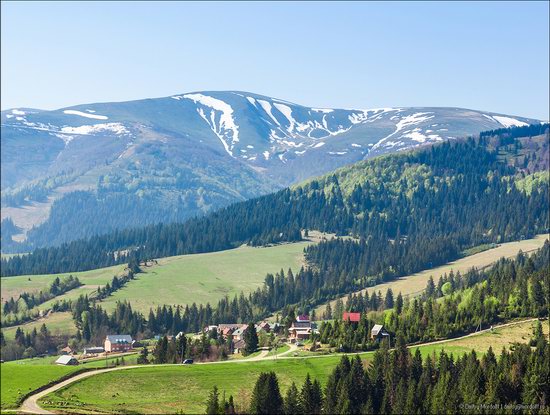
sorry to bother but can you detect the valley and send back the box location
[3,3,549,414]
[1,124,548,414]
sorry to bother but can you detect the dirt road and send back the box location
[19,319,538,414]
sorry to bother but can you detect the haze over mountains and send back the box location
[0,91,541,251]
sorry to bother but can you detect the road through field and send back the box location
[19,320,537,414]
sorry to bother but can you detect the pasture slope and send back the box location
[99,241,311,313]
[21,319,545,415]
[1,353,139,411]
[315,234,549,317]
[1,241,311,339]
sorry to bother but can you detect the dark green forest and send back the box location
[2,124,548,277]
[224,334,549,414]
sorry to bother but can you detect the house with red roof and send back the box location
[342,312,361,322]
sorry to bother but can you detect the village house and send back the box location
[231,339,246,354]
[257,321,271,333]
[231,326,248,341]
[217,324,246,339]
[60,346,73,355]
[104,334,133,353]
[203,325,218,333]
[371,324,390,341]
[289,315,314,342]
[342,312,361,323]
[55,355,79,366]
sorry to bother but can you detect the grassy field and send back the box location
[315,234,549,316]
[37,319,545,414]
[40,356,344,414]
[2,312,77,340]
[0,264,126,303]
[2,241,310,338]
[411,319,549,359]
[0,353,139,410]
[100,242,310,313]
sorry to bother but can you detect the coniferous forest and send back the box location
[2,124,548,277]
[222,336,549,414]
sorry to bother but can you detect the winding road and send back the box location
[18,320,536,414]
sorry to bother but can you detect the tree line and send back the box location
[316,242,548,352]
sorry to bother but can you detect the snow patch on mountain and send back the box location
[54,133,76,145]
[180,93,240,156]
[63,110,109,120]
[12,109,26,115]
[493,116,529,128]
[60,123,129,136]
[371,112,435,151]
[257,100,281,126]
[273,102,295,133]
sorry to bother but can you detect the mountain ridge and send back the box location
[0,91,542,250]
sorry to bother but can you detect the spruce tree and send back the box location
[249,372,283,414]
[205,386,220,415]
[284,382,302,414]
[243,322,259,356]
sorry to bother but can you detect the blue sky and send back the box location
[1,1,548,119]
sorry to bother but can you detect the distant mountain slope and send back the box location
[0,91,541,250]
[2,124,547,276]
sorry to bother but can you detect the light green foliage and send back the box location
[515,171,549,195]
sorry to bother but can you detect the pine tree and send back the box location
[205,386,220,415]
[384,288,394,309]
[243,323,259,356]
[137,347,149,364]
[283,382,302,414]
[249,372,283,414]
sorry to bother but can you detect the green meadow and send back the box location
[0,353,138,410]
[2,241,310,339]
[100,242,310,313]
[1,264,126,304]
[37,320,544,414]
[2,312,77,340]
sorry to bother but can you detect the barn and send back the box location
[55,355,79,365]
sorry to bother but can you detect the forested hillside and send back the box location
[1,124,548,277]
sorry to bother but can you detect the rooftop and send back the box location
[106,334,133,343]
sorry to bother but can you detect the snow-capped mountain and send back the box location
[0,91,541,249]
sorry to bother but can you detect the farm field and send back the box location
[100,242,311,313]
[315,234,549,316]
[38,319,544,414]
